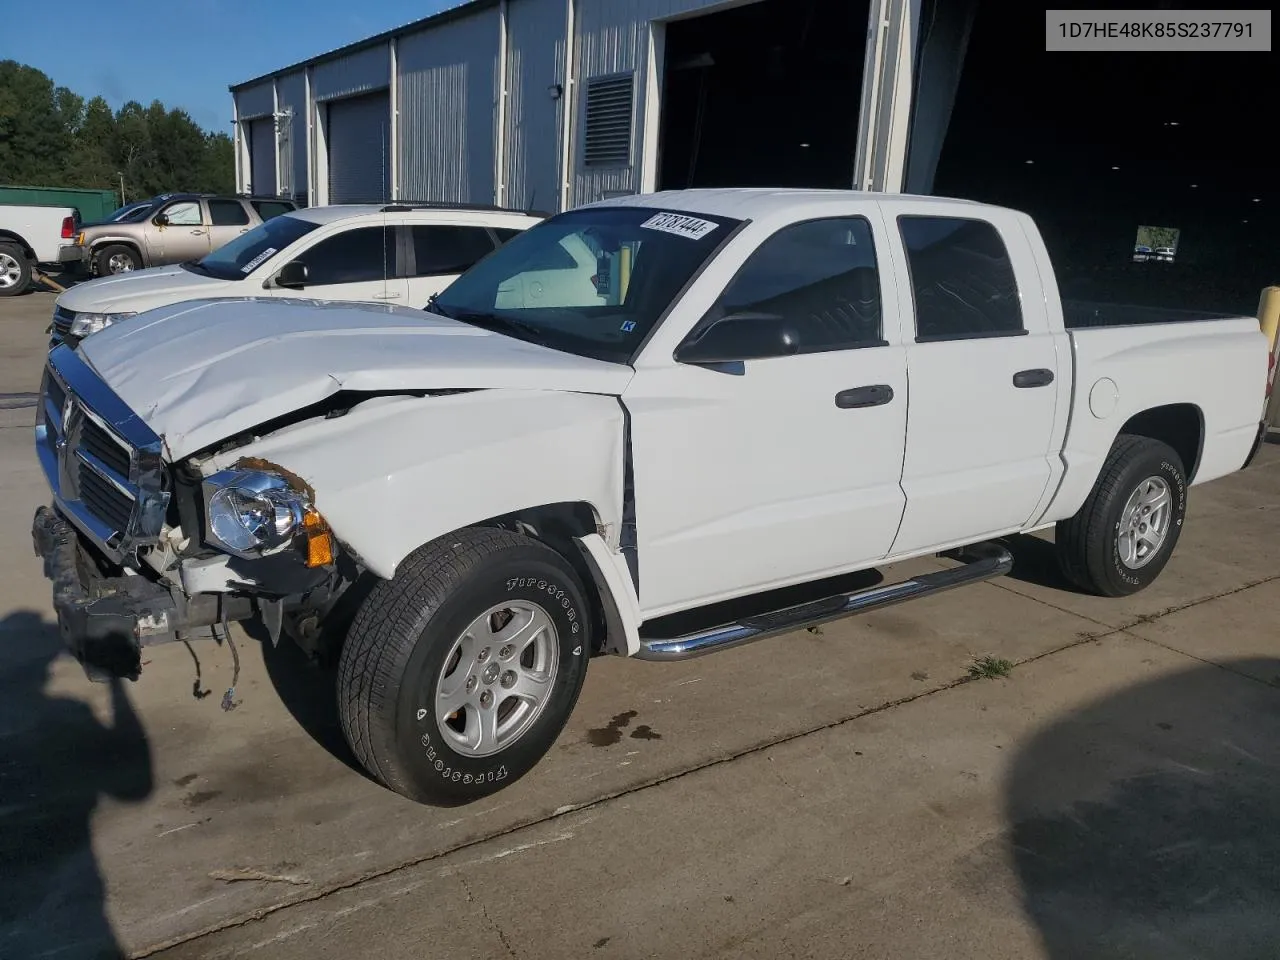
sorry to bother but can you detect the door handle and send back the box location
[834,384,894,409]
[372,292,401,300]
[1012,368,1055,388]
[190,229,206,235]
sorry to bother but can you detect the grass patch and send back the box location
[968,655,1014,680]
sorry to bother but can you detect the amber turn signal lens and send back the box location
[306,532,334,567]
[302,508,334,567]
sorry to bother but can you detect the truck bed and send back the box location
[1063,299,1245,329]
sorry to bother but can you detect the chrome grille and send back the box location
[77,460,134,531]
[80,417,133,478]
[35,346,169,561]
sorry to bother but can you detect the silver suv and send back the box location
[63,193,298,276]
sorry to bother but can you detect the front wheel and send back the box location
[94,244,140,276]
[338,527,592,805]
[1055,434,1188,597]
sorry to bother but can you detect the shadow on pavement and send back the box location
[1007,657,1280,959]
[998,533,1079,593]
[0,610,153,960]
[253,621,367,779]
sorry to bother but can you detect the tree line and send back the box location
[0,60,234,202]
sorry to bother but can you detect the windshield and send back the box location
[108,202,154,223]
[429,206,742,364]
[186,214,320,281]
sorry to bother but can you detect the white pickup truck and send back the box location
[0,203,78,296]
[31,189,1272,805]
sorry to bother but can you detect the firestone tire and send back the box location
[338,527,592,805]
[1055,434,1188,598]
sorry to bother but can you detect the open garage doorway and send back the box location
[657,0,871,191]
[915,0,1277,316]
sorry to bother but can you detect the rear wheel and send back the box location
[94,244,140,276]
[1055,434,1188,597]
[338,527,592,805]
[0,242,31,297]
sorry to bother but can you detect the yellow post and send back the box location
[1258,286,1280,353]
[619,245,632,302]
[1263,287,1280,429]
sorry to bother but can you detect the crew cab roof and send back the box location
[581,187,994,222]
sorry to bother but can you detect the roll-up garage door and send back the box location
[248,117,276,196]
[327,91,391,204]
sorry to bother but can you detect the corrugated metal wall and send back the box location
[236,81,274,119]
[397,10,501,204]
[277,72,309,201]
[571,0,723,205]
[503,0,568,213]
[314,45,391,101]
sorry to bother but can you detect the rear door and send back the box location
[205,198,254,253]
[289,220,393,303]
[879,201,1065,556]
[402,223,500,307]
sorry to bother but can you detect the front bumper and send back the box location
[57,244,87,265]
[32,505,180,681]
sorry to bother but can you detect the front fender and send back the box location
[205,389,626,580]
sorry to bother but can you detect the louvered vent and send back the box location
[583,74,634,167]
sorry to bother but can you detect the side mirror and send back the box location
[153,212,169,227]
[674,312,799,365]
[274,260,308,290]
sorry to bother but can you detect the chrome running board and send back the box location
[635,542,1014,662]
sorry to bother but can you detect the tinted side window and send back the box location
[898,216,1023,341]
[162,201,202,226]
[252,201,294,221]
[208,199,250,226]
[297,227,393,284]
[711,217,883,351]
[411,225,497,276]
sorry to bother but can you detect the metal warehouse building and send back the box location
[230,0,938,212]
[231,0,1274,319]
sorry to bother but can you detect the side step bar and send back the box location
[635,542,1014,662]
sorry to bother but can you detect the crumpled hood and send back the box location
[77,297,634,458]
[58,264,225,313]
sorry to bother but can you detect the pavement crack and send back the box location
[460,874,519,959]
[986,578,1114,628]
[126,572,1280,959]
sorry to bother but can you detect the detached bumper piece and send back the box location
[33,506,181,682]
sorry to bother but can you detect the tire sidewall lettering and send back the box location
[400,556,590,795]
[1109,456,1186,586]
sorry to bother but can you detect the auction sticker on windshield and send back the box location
[640,212,718,241]
[240,248,278,273]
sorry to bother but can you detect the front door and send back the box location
[626,214,909,617]
[289,222,393,303]
[879,203,1066,556]
[147,199,210,264]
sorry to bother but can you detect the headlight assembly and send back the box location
[202,469,332,563]
[69,311,137,339]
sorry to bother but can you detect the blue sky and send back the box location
[1,0,458,133]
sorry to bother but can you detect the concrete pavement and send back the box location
[1,290,1277,959]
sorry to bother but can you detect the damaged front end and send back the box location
[32,346,351,681]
